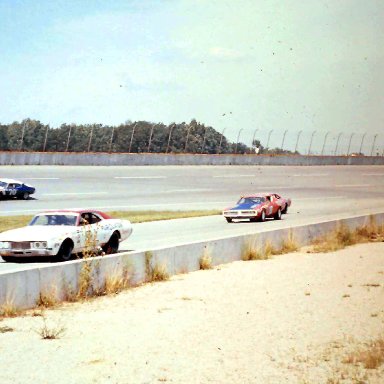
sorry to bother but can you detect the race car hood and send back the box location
[229,202,263,210]
[0,225,76,242]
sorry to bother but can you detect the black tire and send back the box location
[102,232,120,254]
[258,210,266,222]
[56,240,74,261]
[225,217,233,223]
[282,204,288,214]
[274,208,282,220]
[18,192,29,200]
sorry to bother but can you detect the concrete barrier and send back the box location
[1,212,383,311]
[1,151,384,166]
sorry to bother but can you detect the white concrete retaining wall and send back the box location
[1,212,383,311]
[1,151,384,166]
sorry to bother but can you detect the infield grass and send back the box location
[0,210,220,233]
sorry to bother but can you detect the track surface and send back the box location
[1,165,384,272]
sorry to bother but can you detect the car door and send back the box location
[265,195,275,216]
[7,183,18,197]
[273,194,283,209]
[80,212,109,248]
[267,195,281,216]
[88,213,110,245]
[78,213,98,251]
[14,183,23,197]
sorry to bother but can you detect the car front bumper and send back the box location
[0,249,53,257]
[223,210,260,219]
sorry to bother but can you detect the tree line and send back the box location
[0,118,297,155]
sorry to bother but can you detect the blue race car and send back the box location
[0,178,35,200]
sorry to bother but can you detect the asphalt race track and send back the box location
[1,165,384,272]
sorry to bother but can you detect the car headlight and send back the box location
[32,241,48,249]
[0,241,10,249]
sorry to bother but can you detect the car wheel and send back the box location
[258,210,266,222]
[21,192,29,200]
[282,204,288,214]
[56,240,74,261]
[102,232,120,254]
[225,217,233,223]
[274,208,282,220]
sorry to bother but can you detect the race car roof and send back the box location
[241,193,272,198]
[38,209,113,219]
[0,178,23,184]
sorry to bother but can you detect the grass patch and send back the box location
[0,210,220,233]
[0,325,14,333]
[310,221,384,253]
[242,233,299,261]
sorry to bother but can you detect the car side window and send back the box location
[81,212,102,224]
[80,213,91,225]
[90,214,101,224]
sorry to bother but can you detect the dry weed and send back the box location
[310,219,384,253]
[36,315,66,340]
[103,267,132,294]
[145,251,169,282]
[242,242,265,261]
[0,325,14,333]
[151,263,169,281]
[264,240,278,258]
[280,232,299,253]
[77,260,93,299]
[0,299,19,317]
[36,288,58,308]
[311,224,356,253]
[199,248,212,270]
[343,337,384,369]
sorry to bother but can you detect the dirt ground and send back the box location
[1,242,383,384]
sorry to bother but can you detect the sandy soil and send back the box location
[1,242,383,384]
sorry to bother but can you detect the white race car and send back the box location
[0,209,133,262]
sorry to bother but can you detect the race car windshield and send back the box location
[237,197,264,205]
[29,214,78,226]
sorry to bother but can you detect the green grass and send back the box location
[0,210,220,233]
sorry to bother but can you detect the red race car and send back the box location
[222,192,291,223]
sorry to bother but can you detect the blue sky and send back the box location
[1,0,383,154]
